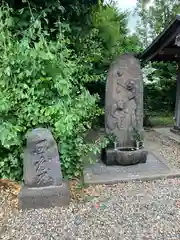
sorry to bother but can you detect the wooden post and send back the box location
[174,62,180,129]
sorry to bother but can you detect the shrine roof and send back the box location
[139,15,180,62]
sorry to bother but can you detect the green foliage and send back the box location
[93,4,128,50]
[0,1,142,181]
[0,5,106,180]
[143,63,176,114]
[105,132,118,143]
[136,0,180,47]
[3,0,100,43]
[136,0,178,116]
[133,128,143,142]
[73,3,141,125]
[150,115,175,127]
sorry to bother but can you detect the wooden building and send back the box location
[139,15,180,133]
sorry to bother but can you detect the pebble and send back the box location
[1,131,180,240]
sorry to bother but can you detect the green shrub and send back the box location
[150,116,175,127]
[143,63,176,115]
[0,5,106,180]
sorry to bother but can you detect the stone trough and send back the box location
[102,147,148,166]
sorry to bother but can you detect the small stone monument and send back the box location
[102,53,148,165]
[18,128,70,209]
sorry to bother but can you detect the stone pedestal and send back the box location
[102,147,148,166]
[170,126,180,136]
[19,182,70,209]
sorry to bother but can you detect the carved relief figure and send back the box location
[107,77,137,130]
[105,53,143,147]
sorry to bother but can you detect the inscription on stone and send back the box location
[24,128,62,187]
[105,53,144,147]
[19,128,70,209]
[34,140,53,185]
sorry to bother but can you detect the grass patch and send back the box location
[150,115,175,127]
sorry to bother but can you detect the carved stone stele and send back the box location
[102,54,147,166]
[105,53,144,147]
[18,128,70,209]
[23,128,62,187]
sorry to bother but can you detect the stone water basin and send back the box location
[102,147,148,166]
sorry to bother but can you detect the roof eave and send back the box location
[139,15,180,63]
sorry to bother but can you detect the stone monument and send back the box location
[102,53,148,165]
[18,128,70,209]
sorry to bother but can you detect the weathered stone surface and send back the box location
[19,128,70,209]
[170,126,180,136]
[84,151,173,184]
[105,53,143,147]
[102,148,148,166]
[23,128,62,187]
[18,182,70,209]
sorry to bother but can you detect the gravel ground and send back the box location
[0,180,19,230]
[1,130,180,240]
[144,130,180,169]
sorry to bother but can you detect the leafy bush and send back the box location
[0,5,106,181]
[143,63,176,115]
[72,4,141,126]
[150,115,175,127]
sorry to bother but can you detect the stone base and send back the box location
[102,147,148,166]
[83,151,178,184]
[170,126,180,136]
[18,182,70,210]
